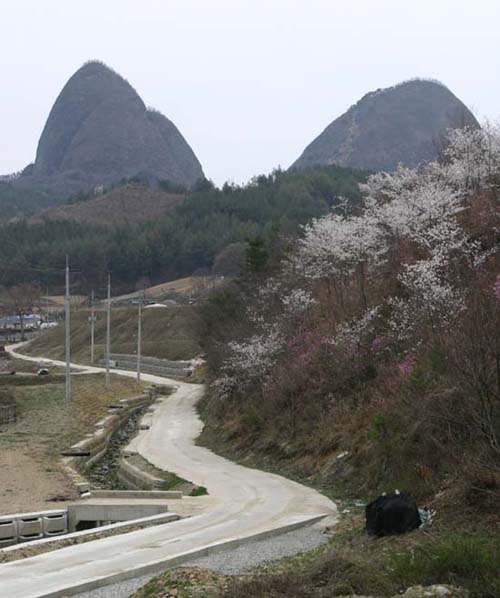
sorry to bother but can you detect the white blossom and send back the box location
[439,125,500,192]
[329,306,381,350]
[281,288,316,314]
[294,213,387,280]
[395,252,465,332]
[224,326,284,380]
[363,168,465,250]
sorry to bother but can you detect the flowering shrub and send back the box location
[494,276,500,301]
[201,126,500,508]
[213,126,500,404]
[281,288,317,314]
[397,354,416,378]
[223,326,284,388]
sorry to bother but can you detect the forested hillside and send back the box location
[0,166,365,293]
[0,179,59,222]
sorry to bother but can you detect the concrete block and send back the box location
[0,537,18,548]
[18,515,44,541]
[43,512,68,536]
[76,482,90,494]
[0,517,17,544]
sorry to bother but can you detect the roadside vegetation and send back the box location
[189,127,500,596]
[132,507,500,597]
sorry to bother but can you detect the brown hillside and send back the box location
[29,184,184,226]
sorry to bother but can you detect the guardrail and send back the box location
[99,354,192,379]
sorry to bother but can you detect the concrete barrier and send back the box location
[0,503,174,542]
[1,512,180,555]
[67,503,169,532]
[90,490,182,500]
[0,510,68,546]
[43,512,68,537]
[0,517,17,548]
[17,516,44,541]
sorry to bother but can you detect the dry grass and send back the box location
[25,305,201,363]
[29,184,184,227]
[113,275,225,303]
[0,373,143,514]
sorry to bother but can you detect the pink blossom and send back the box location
[494,276,500,300]
[398,354,416,378]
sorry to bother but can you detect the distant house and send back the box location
[0,314,42,330]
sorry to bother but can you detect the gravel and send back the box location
[74,521,329,598]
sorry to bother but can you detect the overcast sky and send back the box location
[1,0,499,186]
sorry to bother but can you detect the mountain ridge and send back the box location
[12,60,204,196]
[292,78,480,172]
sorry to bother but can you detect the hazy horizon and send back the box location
[1,0,499,186]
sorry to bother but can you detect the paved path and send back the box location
[0,344,337,598]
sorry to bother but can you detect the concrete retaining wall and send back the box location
[117,456,166,490]
[90,490,183,500]
[61,388,157,495]
[0,510,67,548]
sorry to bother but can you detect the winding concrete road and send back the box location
[0,344,337,598]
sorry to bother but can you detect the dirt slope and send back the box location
[29,184,184,226]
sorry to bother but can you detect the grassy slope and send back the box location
[112,275,224,303]
[25,305,201,363]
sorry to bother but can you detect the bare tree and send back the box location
[2,283,41,341]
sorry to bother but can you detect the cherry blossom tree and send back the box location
[213,125,500,401]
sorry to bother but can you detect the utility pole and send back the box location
[65,255,71,402]
[105,275,111,389]
[137,301,142,382]
[90,290,95,364]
